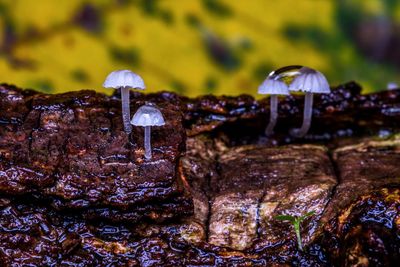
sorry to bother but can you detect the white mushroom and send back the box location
[131,104,165,160]
[387,82,398,90]
[258,65,303,135]
[288,67,330,138]
[258,77,289,136]
[103,70,145,133]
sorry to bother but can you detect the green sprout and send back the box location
[275,211,315,251]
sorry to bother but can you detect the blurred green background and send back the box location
[0,0,399,97]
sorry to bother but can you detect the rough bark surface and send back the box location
[0,83,399,266]
[0,84,192,223]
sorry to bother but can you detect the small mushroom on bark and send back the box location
[131,104,165,160]
[387,82,398,90]
[103,70,145,133]
[288,67,330,138]
[258,65,303,135]
[258,77,289,135]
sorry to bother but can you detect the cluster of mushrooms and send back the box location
[258,65,330,137]
[103,65,329,159]
[103,70,165,160]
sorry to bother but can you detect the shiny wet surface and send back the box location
[0,83,399,266]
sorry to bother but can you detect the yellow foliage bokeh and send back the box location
[0,0,399,97]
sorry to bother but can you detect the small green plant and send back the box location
[275,211,315,251]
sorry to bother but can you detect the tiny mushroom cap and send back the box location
[289,67,330,94]
[387,82,398,90]
[103,70,146,89]
[131,105,165,127]
[258,78,290,95]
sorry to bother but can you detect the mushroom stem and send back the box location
[291,92,313,138]
[121,87,132,133]
[265,95,278,136]
[144,126,152,159]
